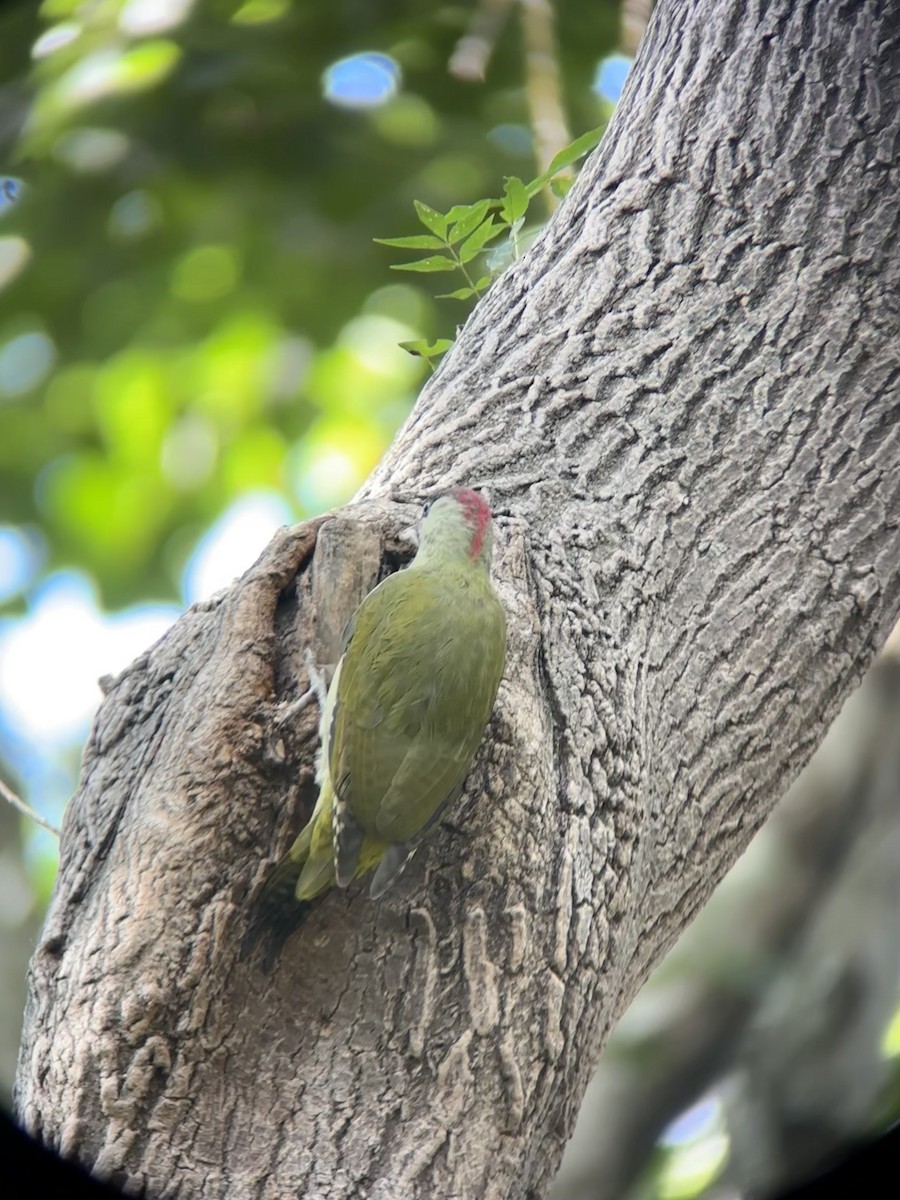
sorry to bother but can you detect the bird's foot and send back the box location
[275,649,329,726]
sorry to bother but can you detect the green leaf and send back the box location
[486,240,513,272]
[500,177,529,225]
[446,201,492,226]
[444,204,470,224]
[390,255,459,273]
[413,200,448,239]
[551,176,573,199]
[526,126,606,197]
[436,286,477,300]
[474,275,492,291]
[546,125,604,176]
[447,199,491,243]
[399,338,454,359]
[525,175,548,199]
[373,233,447,250]
[459,219,502,263]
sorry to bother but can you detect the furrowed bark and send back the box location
[551,644,900,1200]
[16,1,900,1198]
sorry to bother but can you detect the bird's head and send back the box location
[416,488,494,568]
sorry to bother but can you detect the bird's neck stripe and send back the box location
[457,490,489,558]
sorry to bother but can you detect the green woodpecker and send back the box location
[245,488,506,950]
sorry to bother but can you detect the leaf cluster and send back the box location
[376,126,604,364]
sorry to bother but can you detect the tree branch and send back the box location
[0,778,59,838]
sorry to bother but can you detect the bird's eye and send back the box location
[422,499,434,517]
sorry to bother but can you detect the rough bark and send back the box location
[15,1,900,1198]
[551,640,900,1200]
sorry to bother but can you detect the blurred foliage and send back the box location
[0,0,619,610]
[377,125,606,349]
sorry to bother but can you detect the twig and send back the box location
[0,777,60,837]
[449,0,571,214]
[520,0,572,211]
[622,0,655,57]
[449,0,516,82]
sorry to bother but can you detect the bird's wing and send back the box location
[328,574,430,828]
[373,736,471,843]
[328,571,501,857]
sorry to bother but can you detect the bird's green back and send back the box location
[242,489,507,960]
[329,562,506,843]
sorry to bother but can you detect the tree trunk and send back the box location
[551,642,900,1200]
[15,1,900,1197]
